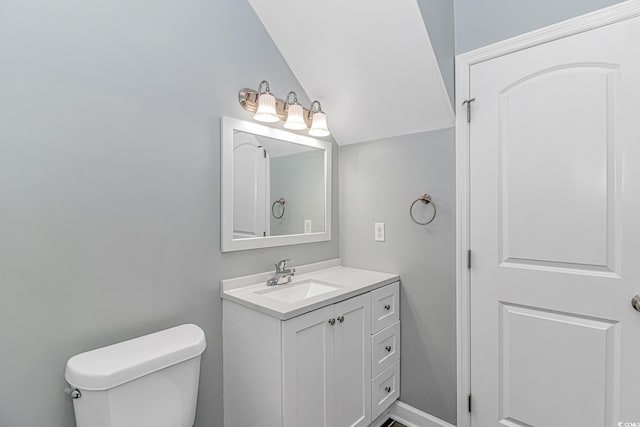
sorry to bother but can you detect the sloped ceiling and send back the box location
[249,0,454,145]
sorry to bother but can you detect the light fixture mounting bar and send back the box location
[238,88,313,128]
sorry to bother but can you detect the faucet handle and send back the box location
[276,259,293,272]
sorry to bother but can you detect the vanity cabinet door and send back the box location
[333,294,371,427]
[282,304,336,427]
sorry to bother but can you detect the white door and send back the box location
[334,294,371,427]
[469,16,640,427]
[232,133,267,239]
[282,304,335,427]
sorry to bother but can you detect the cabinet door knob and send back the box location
[385,345,392,352]
[337,315,345,323]
[384,304,391,311]
[328,318,336,325]
[385,386,392,393]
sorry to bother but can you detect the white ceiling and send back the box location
[249,0,455,145]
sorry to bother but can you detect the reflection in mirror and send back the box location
[233,131,325,239]
[221,117,332,252]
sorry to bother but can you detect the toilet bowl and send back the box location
[65,324,206,427]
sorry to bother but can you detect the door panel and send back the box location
[469,15,640,427]
[334,294,371,427]
[499,303,618,426]
[498,65,617,270]
[233,132,267,238]
[282,305,335,427]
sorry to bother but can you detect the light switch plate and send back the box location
[304,219,312,234]
[375,223,385,242]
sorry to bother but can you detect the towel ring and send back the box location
[272,197,286,219]
[410,194,437,225]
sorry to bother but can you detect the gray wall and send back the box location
[0,1,338,426]
[339,128,457,424]
[335,4,458,423]
[455,0,627,53]
[417,0,456,104]
[270,150,326,236]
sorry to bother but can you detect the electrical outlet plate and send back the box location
[304,219,312,234]
[375,222,385,242]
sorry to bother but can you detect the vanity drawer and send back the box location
[371,360,400,420]
[371,321,400,378]
[370,282,399,334]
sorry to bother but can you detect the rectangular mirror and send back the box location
[221,117,332,252]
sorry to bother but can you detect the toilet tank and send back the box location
[65,324,206,427]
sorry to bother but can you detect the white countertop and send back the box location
[221,259,399,320]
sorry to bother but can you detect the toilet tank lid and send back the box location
[65,324,206,391]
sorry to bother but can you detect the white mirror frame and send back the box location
[221,116,332,252]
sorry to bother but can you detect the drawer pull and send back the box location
[385,345,392,352]
[384,304,391,311]
[337,315,345,323]
[385,386,392,393]
[328,318,336,325]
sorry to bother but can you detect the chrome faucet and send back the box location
[267,259,296,286]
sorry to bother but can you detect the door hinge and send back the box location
[468,393,472,413]
[462,98,476,123]
[467,249,472,269]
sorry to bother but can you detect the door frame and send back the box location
[454,2,640,426]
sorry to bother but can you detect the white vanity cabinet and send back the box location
[223,278,400,427]
[283,293,370,427]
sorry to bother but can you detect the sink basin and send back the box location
[255,279,345,303]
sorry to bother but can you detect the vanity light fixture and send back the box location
[253,80,279,123]
[283,92,307,130]
[238,81,330,136]
[308,101,330,137]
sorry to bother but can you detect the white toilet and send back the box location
[65,324,206,427]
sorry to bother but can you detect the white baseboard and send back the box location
[388,401,455,427]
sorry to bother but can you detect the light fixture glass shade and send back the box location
[284,104,307,130]
[309,111,330,136]
[254,92,279,123]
